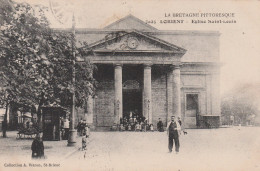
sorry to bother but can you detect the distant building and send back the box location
[73,15,221,129]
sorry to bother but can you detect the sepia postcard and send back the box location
[0,0,260,171]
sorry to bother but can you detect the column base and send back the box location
[67,129,77,147]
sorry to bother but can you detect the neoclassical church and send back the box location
[75,15,221,129]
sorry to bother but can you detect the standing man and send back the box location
[166,116,181,154]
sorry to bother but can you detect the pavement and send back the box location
[0,126,260,171]
[0,131,81,160]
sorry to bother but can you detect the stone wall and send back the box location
[151,68,167,127]
[94,65,115,127]
[154,32,219,63]
[94,80,115,127]
[180,64,220,128]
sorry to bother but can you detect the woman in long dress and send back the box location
[31,134,44,159]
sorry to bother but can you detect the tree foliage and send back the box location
[221,84,260,124]
[0,0,96,112]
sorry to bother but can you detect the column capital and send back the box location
[172,64,181,70]
[143,63,152,68]
[169,63,182,70]
[173,65,180,70]
[114,63,123,68]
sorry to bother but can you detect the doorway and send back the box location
[122,65,143,122]
[186,94,199,127]
[123,89,142,120]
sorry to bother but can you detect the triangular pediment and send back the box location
[87,31,186,54]
[104,14,157,31]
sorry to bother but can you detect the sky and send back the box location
[15,0,260,96]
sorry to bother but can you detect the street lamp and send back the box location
[49,0,78,146]
[67,14,77,146]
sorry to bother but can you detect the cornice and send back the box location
[92,50,184,54]
[51,28,220,36]
[182,62,222,66]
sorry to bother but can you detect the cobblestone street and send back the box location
[0,127,260,171]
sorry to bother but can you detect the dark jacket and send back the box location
[166,121,181,137]
[31,138,44,158]
[157,121,164,131]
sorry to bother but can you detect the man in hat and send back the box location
[166,116,181,154]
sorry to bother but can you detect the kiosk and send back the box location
[41,106,66,141]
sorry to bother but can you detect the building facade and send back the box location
[75,15,221,129]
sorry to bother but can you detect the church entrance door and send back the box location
[123,89,143,122]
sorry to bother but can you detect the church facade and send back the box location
[75,15,221,129]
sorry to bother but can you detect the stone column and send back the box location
[143,64,152,124]
[114,64,122,124]
[167,66,173,123]
[172,65,181,118]
[85,95,93,124]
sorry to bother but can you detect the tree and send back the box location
[0,0,96,136]
[221,83,260,125]
[0,0,14,25]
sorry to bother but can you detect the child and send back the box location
[150,124,154,132]
[140,122,145,132]
[135,122,141,131]
[85,124,90,138]
[111,123,118,131]
[128,124,132,131]
[82,135,87,151]
[120,124,125,131]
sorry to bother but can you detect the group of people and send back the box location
[112,114,184,154]
[111,112,155,131]
[116,121,154,132]
[30,115,184,158]
[30,118,92,158]
[23,118,41,132]
[77,119,90,136]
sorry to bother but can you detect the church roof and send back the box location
[87,30,186,53]
[104,14,157,31]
